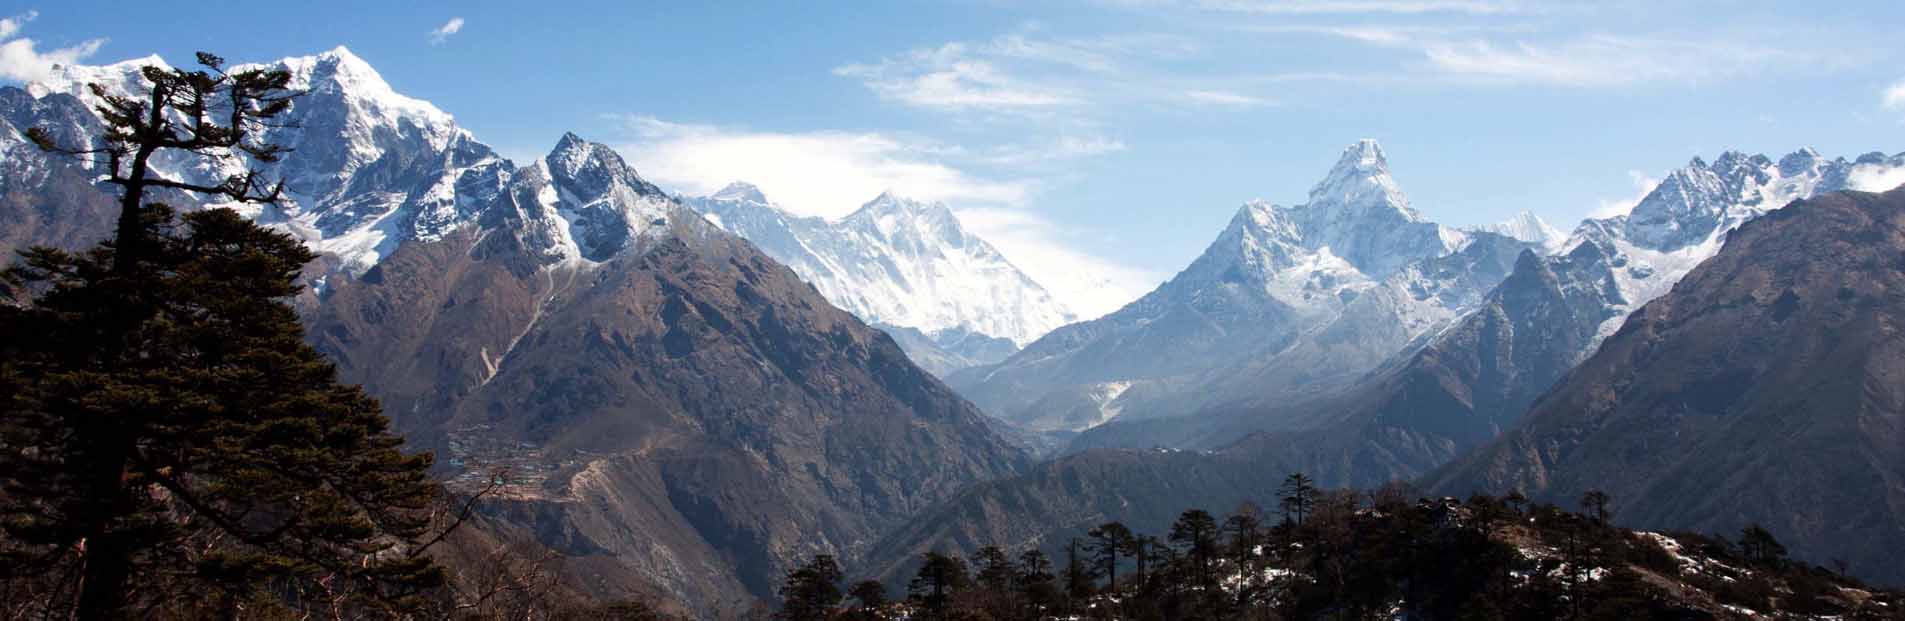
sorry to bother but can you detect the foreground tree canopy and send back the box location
[779,481,1904,621]
[0,51,449,618]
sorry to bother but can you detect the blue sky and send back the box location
[5,1,1904,315]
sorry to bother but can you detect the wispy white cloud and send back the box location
[834,43,1077,112]
[0,10,106,84]
[1589,170,1660,219]
[979,136,1128,165]
[0,11,27,39]
[1244,22,1815,89]
[604,114,1157,315]
[605,114,1032,219]
[954,207,1164,320]
[1185,89,1273,107]
[1419,35,1786,87]
[1884,79,1905,112]
[1129,0,1523,15]
[427,17,465,45]
[835,30,1225,114]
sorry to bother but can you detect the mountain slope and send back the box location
[863,158,1905,586]
[0,88,118,258]
[1427,185,1905,584]
[1063,148,1905,453]
[8,50,1030,615]
[684,184,1073,366]
[309,134,1028,613]
[953,140,1528,438]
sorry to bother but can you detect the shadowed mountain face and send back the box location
[308,135,1028,613]
[1427,186,1905,585]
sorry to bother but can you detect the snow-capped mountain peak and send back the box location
[535,133,675,262]
[1619,147,1876,252]
[843,192,962,243]
[262,46,455,131]
[1777,147,1823,177]
[711,181,768,204]
[25,54,171,104]
[1473,210,1566,249]
[681,186,1075,351]
[21,49,514,275]
[545,131,664,202]
[1273,140,1461,278]
[1306,138,1415,220]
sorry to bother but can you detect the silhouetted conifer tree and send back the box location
[1279,472,1317,526]
[1,52,452,619]
[1087,521,1134,591]
[775,555,843,621]
[908,551,968,616]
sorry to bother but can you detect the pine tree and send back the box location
[907,551,968,616]
[1087,521,1134,591]
[1,52,453,618]
[1063,538,1092,605]
[1170,508,1221,591]
[1739,524,1788,567]
[848,579,888,608]
[1279,472,1318,526]
[775,555,844,621]
[1223,509,1263,575]
[1016,548,1058,613]
[1580,489,1611,524]
[0,208,449,616]
[973,545,1014,593]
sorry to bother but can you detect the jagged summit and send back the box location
[251,47,455,129]
[843,192,965,245]
[1617,147,1881,251]
[1473,210,1565,248]
[682,187,1075,351]
[1778,147,1823,175]
[26,54,173,117]
[1306,139,1414,219]
[847,191,952,220]
[526,133,676,263]
[712,181,768,204]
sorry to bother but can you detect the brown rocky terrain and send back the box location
[1428,186,1905,584]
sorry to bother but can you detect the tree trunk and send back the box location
[75,434,134,620]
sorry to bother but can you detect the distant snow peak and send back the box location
[1474,211,1565,249]
[683,186,1074,350]
[712,181,767,204]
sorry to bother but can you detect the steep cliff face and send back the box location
[1428,186,1905,584]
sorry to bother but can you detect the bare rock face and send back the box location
[1428,186,1905,584]
[308,135,1027,614]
